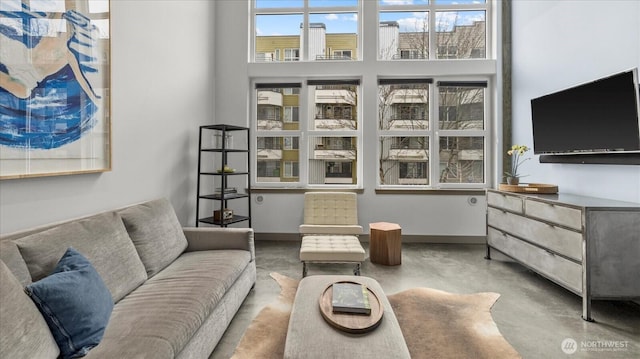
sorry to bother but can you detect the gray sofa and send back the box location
[0,198,256,358]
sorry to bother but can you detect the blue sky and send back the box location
[256,0,484,8]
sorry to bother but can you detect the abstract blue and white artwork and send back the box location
[0,0,110,179]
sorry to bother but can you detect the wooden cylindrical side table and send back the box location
[369,222,402,266]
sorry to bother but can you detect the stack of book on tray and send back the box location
[332,282,371,315]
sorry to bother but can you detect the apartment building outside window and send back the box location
[253,0,359,62]
[256,84,300,183]
[250,0,495,190]
[378,1,487,61]
[254,80,361,187]
[377,79,487,187]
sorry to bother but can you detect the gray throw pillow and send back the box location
[15,212,147,303]
[0,260,59,359]
[118,198,188,277]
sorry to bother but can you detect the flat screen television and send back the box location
[530,69,640,155]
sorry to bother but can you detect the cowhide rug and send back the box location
[231,272,521,359]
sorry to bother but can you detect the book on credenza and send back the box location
[331,282,371,315]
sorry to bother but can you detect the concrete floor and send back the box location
[211,241,640,359]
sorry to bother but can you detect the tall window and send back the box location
[254,80,361,187]
[252,0,360,62]
[378,0,488,61]
[437,81,486,185]
[378,79,431,186]
[250,0,496,190]
[378,79,487,188]
[308,79,360,185]
[255,84,301,183]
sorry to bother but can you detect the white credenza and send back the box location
[485,189,640,321]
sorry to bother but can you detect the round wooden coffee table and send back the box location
[318,281,384,334]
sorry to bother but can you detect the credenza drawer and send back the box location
[525,199,583,231]
[487,207,583,261]
[487,191,523,214]
[487,228,582,294]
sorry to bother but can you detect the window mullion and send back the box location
[302,0,309,62]
[428,7,436,60]
[429,82,439,187]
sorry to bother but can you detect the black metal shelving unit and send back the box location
[196,124,251,227]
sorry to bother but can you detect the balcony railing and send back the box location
[314,118,357,130]
[386,119,428,130]
[257,119,283,131]
[315,55,354,61]
[392,53,428,60]
[313,149,356,160]
[256,149,283,160]
[388,149,428,160]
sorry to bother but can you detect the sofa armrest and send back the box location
[182,227,255,262]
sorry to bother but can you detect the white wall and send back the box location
[8,2,633,238]
[0,1,215,234]
[512,1,640,203]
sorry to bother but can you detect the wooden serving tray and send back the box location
[319,281,383,334]
[498,183,559,194]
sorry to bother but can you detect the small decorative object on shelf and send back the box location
[213,133,233,149]
[504,144,530,185]
[213,208,234,222]
[216,166,235,173]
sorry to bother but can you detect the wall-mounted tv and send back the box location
[531,69,640,156]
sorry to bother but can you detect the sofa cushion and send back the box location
[15,212,147,303]
[118,198,188,278]
[0,239,32,285]
[0,260,59,359]
[84,250,251,359]
[25,248,114,359]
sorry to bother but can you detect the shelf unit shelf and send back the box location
[196,124,251,228]
[198,215,251,227]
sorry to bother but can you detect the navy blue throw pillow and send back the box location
[25,248,114,359]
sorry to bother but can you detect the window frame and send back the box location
[377,0,492,61]
[252,78,363,189]
[251,0,362,62]
[376,77,489,190]
[248,0,497,192]
[284,106,299,123]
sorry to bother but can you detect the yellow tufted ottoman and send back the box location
[299,235,366,277]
